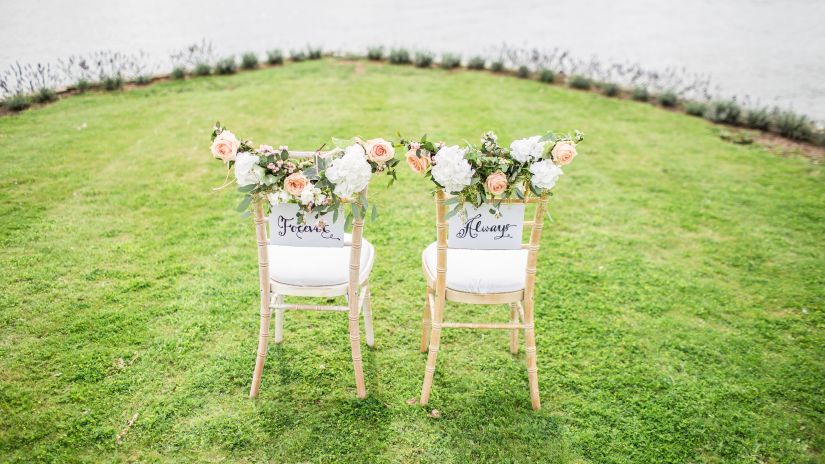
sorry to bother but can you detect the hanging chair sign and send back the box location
[269,204,345,247]
[447,203,525,250]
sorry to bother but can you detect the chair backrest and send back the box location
[434,190,548,295]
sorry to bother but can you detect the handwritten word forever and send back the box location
[276,215,341,241]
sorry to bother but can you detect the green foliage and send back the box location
[467,56,486,70]
[631,86,649,102]
[240,52,259,70]
[75,79,90,92]
[490,60,505,72]
[0,60,822,464]
[366,46,384,61]
[516,65,530,78]
[744,107,771,130]
[568,74,591,89]
[170,67,186,80]
[307,47,323,60]
[193,62,211,76]
[704,100,742,125]
[102,75,123,91]
[773,110,815,142]
[414,51,434,68]
[601,82,620,97]
[32,87,57,103]
[2,93,30,111]
[657,90,678,107]
[290,50,306,62]
[388,48,411,65]
[266,49,284,65]
[215,57,237,75]
[538,69,555,83]
[134,75,152,86]
[440,53,461,69]
[685,101,708,117]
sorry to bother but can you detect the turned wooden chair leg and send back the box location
[420,292,443,405]
[250,293,273,398]
[362,284,375,348]
[273,294,285,344]
[420,287,432,353]
[522,297,541,410]
[509,302,519,354]
[348,295,367,399]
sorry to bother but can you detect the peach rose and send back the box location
[551,141,577,166]
[485,171,508,195]
[284,172,309,196]
[405,148,431,174]
[211,130,240,162]
[364,138,395,164]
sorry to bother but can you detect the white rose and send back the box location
[268,190,290,205]
[235,152,265,186]
[299,186,323,205]
[431,145,474,193]
[325,144,372,199]
[510,136,546,163]
[529,159,564,190]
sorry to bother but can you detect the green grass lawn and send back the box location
[0,59,823,463]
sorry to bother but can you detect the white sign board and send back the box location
[447,204,525,250]
[269,204,345,247]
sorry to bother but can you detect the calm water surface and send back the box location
[1,0,823,120]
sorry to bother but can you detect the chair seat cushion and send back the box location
[269,234,374,287]
[422,241,528,294]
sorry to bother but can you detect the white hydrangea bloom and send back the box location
[235,152,265,186]
[268,190,290,205]
[529,159,564,190]
[431,145,474,193]
[325,144,372,199]
[509,136,546,163]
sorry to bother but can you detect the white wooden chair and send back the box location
[419,190,549,410]
[249,151,375,399]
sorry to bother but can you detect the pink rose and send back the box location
[364,138,395,164]
[284,172,309,196]
[485,172,508,195]
[405,148,431,174]
[211,130,240,162]
[551,141,577,166]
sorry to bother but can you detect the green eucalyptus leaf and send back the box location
[236,194,252,212]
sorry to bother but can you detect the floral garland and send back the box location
[399,130,584,217]
[210,122,399,225]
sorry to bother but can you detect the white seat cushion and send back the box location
[269,234,374,287]
[422,241,528,294]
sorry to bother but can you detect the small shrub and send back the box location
[266,50,284,65]
[241,52,258,69]
[75,79,90,92]
[704,100,742,125]
[367,46,384,61]
[632,86,649,102]
[388,48,411,65]
[773,110,814,142]
[414,52,434,68]
[290,50,306,62]
[194,63,211,76]
[815,130,825,147]
[744,107,771,130]
[569,75,591,90]
[307,48,322,60]
[171,67,186,80]
[467,56,485,70]
[103,75,123,91]
[134,75,152,85]
[601,82,620,97]
[490,61,504,72]
[657,90,678,107]
[516,65,530,79]
[33,87,57,103]
[685,101,708,117]
[538,69,555,83]
[441,53,461,69]
[215,57,237,75]
[4,94,31,111]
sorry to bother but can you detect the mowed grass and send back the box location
[0,59,823,463]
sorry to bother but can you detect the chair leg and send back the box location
[273,294,285,344]
[420,291,443,405]
[249,293,274,398]
[348,293,367,399]
[509,302,519,354]
[522,298,541,410]
[362,285,375,348]
[420,287,432,353]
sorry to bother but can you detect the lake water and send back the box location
[1,0,823,121]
